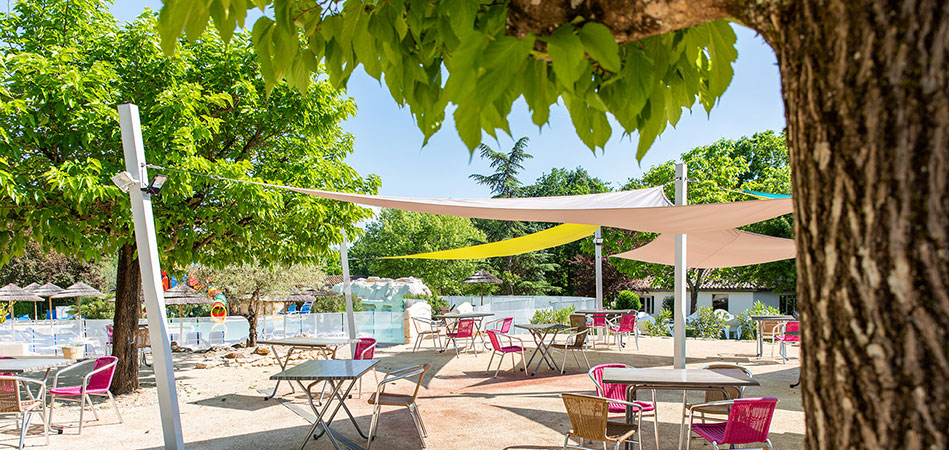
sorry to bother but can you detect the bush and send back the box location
[530,305,576,325]
[662,296,675,312]
[736,301,781,340]
[643,309,672,336]
[611,290,641,311]
[68,298,115,320]
[688,306,726,339]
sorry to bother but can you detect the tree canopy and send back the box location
[349,209,486,294]
[0,0,379,271]
[156,0,737,158]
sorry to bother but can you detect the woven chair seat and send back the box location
[50,386,109,396]
[0,397,41,413]
[691,422,726,443]
[368,392,416,407]
[566,421,637,443]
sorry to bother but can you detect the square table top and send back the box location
[748,315,795,321]
[432,312,494,320]
[0,358,74,373]
[574,309,636,315]
[270,359,380,381]
[602,367,759,388]
[515,323,570,331]
[258,337,359,348]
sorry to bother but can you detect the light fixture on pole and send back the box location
[144,174,168,195]
[110,171,139,193]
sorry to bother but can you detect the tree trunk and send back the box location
[111,243,141,395]
[686,268,706,314]
[766,1,949,447]
[246,292,259,347]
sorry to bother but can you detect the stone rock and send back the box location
[231,343,245,349]
[195,360,222,369]
[224,352,244,359]
[253,347,271,356]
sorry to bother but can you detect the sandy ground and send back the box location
[0,336,804,450]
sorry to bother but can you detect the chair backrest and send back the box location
[589,363,628,410]
[87,356,118,391]
[561,393,609,442]
[391,363,431,403]
[568,315,588,347]
[0,356,12,377]
[617,314,636,331]
[783,321,800,341]
[760,320,782,337]
[486,330,505,351]
[0,376,24,413]
[286,304,297,313]
[591,314,606,327]
[355,337,376,359]
[703,364,753,402]
[135,327,151,348]
[498,317,513,333]
[106,325,114,344]
[454,319,475,338]
[721,397,778,444]
[299,302,312,314]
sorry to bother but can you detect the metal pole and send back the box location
[594,228,604,310]
[673,163,688,369]
[340,230,357,353]
[118,103,185,449]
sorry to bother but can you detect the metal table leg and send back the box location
[265,346,296,399]
[298,378,366,450]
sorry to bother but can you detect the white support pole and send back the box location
[340,230,357,352]
[673,163,688,369]
[594,228,604,310]
[118,104,185,450]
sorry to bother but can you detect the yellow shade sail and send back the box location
[384,223,599,260]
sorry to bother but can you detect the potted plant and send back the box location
[61,343,84,359]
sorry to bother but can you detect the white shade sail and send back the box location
[284,185,793,234]
[611,229,796,268]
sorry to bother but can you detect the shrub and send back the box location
[736,301,781,340]
[643,309,672,336]
[611,290,641,311]
[530,305,576,325]
[688,306,727,339]
[662,296,675,312]
[68,298,115,320]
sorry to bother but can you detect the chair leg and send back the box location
[19,410,32,450]
[486,351,496,374]
[86,394,100,421]
[563,433,571,450]
[108,391,123,423]
[494,353,505,378]
[47,395,55,429]
[635,330,640,350]
[451,338,460,358]
[78,394,86,434]
[367,404,381,450]
[413,403,428,437]
[407,405,426,447]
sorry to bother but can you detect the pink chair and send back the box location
[444,318,477,358]
[589,364,659,450]
[686,397,779,450]
[482,317,514,350]
[609,314,639,350]
[588,314,608,346]
[49,356,123,434]
[772,321,799,363]
[485,330,527,377]
[354,337,379,397]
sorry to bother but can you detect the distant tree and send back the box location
[469,137,533,198]
[601,131,794,313]
[568,254,642,302]
[196,264,324,346]
[0,1,376,394]
[349,209,485,295]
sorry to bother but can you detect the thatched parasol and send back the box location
[462,269,502,306]
[51,282,105,321]
[162,283,213,317]
[0,284,42,340]
[20,283,43,318]
[31,283,63,329]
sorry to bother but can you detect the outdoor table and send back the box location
[602,367,759,450]
[270,359,379,450]
[514,323,569,375]
[260,337,360,400]
[433,312,493,351]
[749,315,794,357]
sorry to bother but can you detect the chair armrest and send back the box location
[686,399,736,411]
[609,398,646,413]
[375,366,426,396]
[11,376,47,400]
[502,334,525,345]
[54,359,95,389]
[359,342,377,359]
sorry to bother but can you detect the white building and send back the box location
[638,280,795,315]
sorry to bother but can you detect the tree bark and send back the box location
[111,243,141,395]
[761,1,949,447]
[686,268,706,315]
[246,292,260,347]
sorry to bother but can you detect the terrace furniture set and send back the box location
[0,356,123,449]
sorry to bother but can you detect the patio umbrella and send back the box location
[31,283,64,337]
[162,283,214,317]
[462,269,502,306]
[0,284,42,340]
[19,283,43,318]
[51,282,105,337]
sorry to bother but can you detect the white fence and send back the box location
[437,296,597,336]
[0,311,406,357]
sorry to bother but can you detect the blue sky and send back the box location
[111,3,785,198]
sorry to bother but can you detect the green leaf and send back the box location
[578,22,620,73]
[545,25,585,89]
